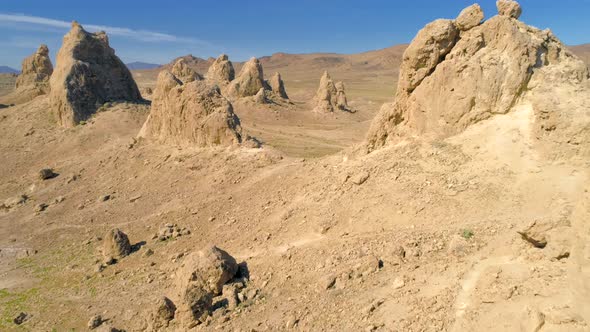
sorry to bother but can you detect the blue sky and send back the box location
[1,0,588,68]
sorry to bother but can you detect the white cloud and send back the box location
[0,13,212,46]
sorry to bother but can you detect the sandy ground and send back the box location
[0,46,589,331]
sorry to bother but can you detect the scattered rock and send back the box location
[13,312,29,325]
[88,315,103,329]
[34,203,48,213]
[39,168,57,180]
[156,224,190,241]
[143,248,154,257]
[455,4,484,31]
[2,194,28,210]
[103,228,132,259]
[49,22,141,127]
[98,195,111,202]
[518,222,548,249]
[319,275,336,291]
[150,296,176,330]
[393,277,405,289]
[497,0,522,19]
[351,171,370,185]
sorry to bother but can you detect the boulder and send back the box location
[365,3,589,152]
[149,296,176,330]
[455,4,484,31]
[227,57,265,98]
[268,72,289,99]
[174,246,238,327]
[171,58,203,83]
[137,69,244,147]
[206,54,235,85]
[49,22,142,127]
[103,228,132,259]
[177,246,238,295]
[497,0,522,19]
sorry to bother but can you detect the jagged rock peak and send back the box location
[49,22,141,127]
[365,1,589,152]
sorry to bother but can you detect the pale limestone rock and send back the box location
[171,58,203,83]
[268,72,289,99]
[49,22,141,127]
[455,4,484,31]
[497,0,522,19]
[227,57,265,98]
[138,69,243,147]
[366,3,589,153]
[206,54,235,85]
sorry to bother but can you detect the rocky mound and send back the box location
[227,57,265,98]
[206,54,235,85]
[366,1,590,153]
[49,22,142,127]
[137,68,243,147]
[313,71,350,112]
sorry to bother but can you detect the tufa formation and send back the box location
[14,44,53,98]
[137,68,243,147]
[227,57,266,98]
[366,1,589,152]
[313,71,350,112]
[267,72,289,99]
[206,54,235,85]
[49,22,142,127]
[171,58,203,83]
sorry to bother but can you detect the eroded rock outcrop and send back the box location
[227,57,265,98]
[138,68,243,147]
[15,45,53,96]
[206,54,235,85]
[313,71,350,112]
[366,1,590,153]
[102,228,131,260]
[171,58,203,83]
[49,22,142,127]
[268,72,289,99]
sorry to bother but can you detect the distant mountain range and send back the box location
[126,62,161,70]
[0,66,19,74]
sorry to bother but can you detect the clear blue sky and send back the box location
[0,0,588,68]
